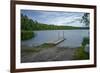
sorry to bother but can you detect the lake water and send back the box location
[21,30,89,48]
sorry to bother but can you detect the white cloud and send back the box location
[22,10,87,27]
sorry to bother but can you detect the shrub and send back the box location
[82,37,89,47]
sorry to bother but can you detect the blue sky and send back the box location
[21,10,89,27]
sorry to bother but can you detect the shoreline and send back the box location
[21,46,78,63]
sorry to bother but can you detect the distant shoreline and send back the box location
[21,28,89,32]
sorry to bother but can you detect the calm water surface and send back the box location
[21,30,89,48]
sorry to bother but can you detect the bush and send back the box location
[21,31,34,40]
[82,37,89,47]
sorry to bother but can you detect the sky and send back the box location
[21,10,89,27]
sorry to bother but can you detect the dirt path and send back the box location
[21,47,78,63]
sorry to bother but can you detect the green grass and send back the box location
[21,31,34,40]
[74,46,89,60]
[74,37,89,60]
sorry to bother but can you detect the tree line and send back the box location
[21,13,89,40]
[21,14,88,31]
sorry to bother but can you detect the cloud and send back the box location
[21,10,86,27]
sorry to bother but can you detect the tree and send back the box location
[81,13,90,26]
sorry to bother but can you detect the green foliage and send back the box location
[74,37,89,60]
[21,13,88,31]
[81,13,90,26]
[21,31,34,40]
[82,37,89,47]
[21,14,90,41]
[21,14,35,30]
[74,46,89,60]
[21,14,36,40]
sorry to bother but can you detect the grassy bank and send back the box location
[74,37,89,60]
[74,46,89,60]
[21,31,35,40]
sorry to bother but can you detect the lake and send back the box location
[21,30,89,48]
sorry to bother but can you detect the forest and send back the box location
[21,14,89,31]
[21,13,89,40]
